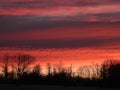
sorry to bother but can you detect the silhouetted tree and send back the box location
[46,63,52,77]
[53,62,64,74]
[13,53,35,78]
[66,65,73,77]
[78,65,93,78]
[9,56,16,79]
[52,62,67,79]
[33,65,42,76]
[100,59,120,80]
[91,64,100,79]
[0,54,11,79]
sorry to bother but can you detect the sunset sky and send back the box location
[0,0,120,69]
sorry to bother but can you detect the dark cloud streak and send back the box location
[0,14,120,33]
[0,37,120,48]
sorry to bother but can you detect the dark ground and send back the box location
[0,84,119,90]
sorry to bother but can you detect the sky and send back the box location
[0,0,120,68]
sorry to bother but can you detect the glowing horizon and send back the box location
[0,48,120,74]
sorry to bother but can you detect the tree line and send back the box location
[0,53,120,88]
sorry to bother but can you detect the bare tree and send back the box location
[66,64,73,77]
[77,66,84,77]
[46,63,52,76]
[53,62,64,73]
[100,59,120,80]
[13,53,35,77]
[9,57,16,79]
[33,65,42,76]
[77,65,93,78]
[92,64,101,79]
[52,62,67,79]
[91,64,101,79]
[0,54,11,79]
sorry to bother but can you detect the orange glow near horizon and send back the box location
[0,48,120,73]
